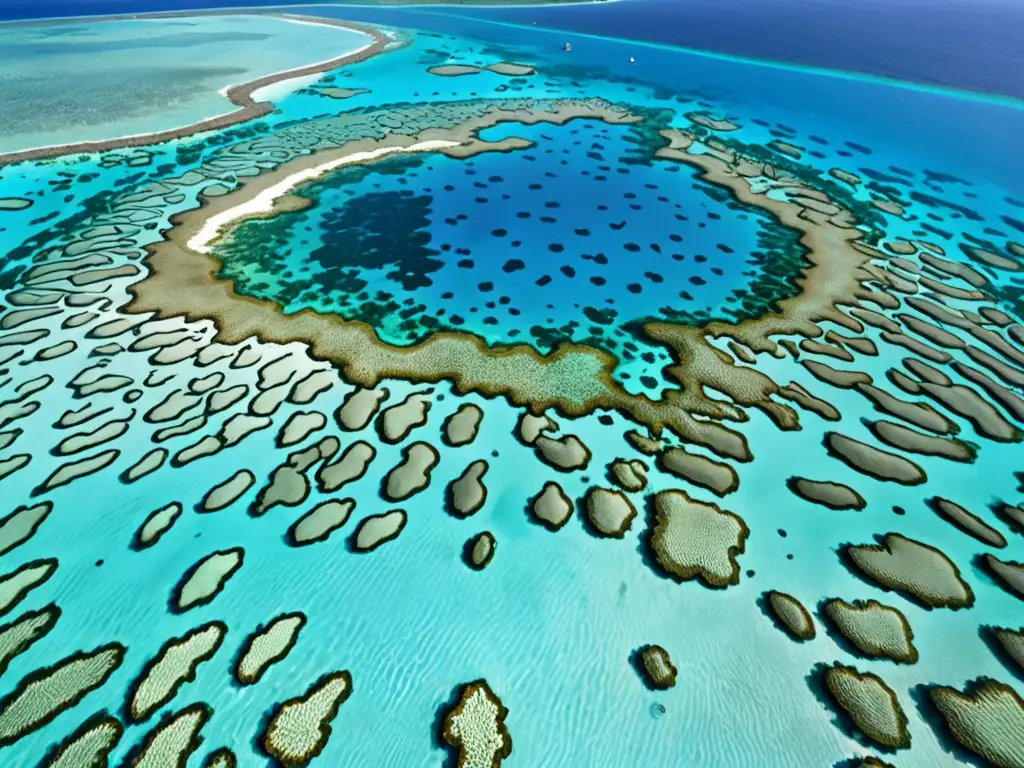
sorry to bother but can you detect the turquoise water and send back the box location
[0,14,371,154]
[0,7,1022,768]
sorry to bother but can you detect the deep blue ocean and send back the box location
[4,0,1024,101]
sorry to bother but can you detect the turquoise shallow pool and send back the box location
[0,13,371,155]
[0,7,1022,768]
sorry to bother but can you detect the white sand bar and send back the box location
[188,140,462,253]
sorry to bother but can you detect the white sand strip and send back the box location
[188,139,462,253]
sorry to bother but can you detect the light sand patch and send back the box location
[208,384,249,414]
[982,555,1024,601]
[200,470,255,513]
[787,477,865,511]
[657,446,738,496]
[443,404,483,447]
[529,482,573,531]
[202,747,237,768]
[929,497,1007,548]
[34,449,120,494]
[122,449,168,484]
[189,143,459,255]
[377,391,433,443]
[317,441,375,493]
[467,531,496,570]
[534,434,591,471]
[336,387,388,431]
[608,458,648,492]
[517,412,557,445]
[824,432,926,485]
[277,411,327,447]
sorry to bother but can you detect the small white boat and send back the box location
[562,42,572,52]
[629,56,636,64]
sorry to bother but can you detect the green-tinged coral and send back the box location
[128,621,226,721]
[235,613,306,685]
[0,643,125,747]
[929,678,1024,768]
[442,680,512,768]
[821,663,910,749]
[261,671,352,765]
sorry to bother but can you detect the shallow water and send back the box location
[0,7,1022,768]
[0,13,370,154]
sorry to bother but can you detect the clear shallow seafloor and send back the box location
[0,13,371,155]
[0,7,1023,768]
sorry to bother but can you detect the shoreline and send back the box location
[0,13,392,167]
[188,139,461,253]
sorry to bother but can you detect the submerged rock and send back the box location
[638,645,677,690]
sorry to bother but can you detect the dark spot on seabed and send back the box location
[307,190,443,291]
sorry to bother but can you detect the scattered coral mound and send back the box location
[765,591,815,641]
[929,679,1024,768]
[442,680,512,768]
[649,490,749,588]
[821,663,910,750]
[262,671,353,765]
[639,645,677,689]
[845,533,974,609]
[824,599,917,664]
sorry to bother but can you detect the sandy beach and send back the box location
[188,139,462,254]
